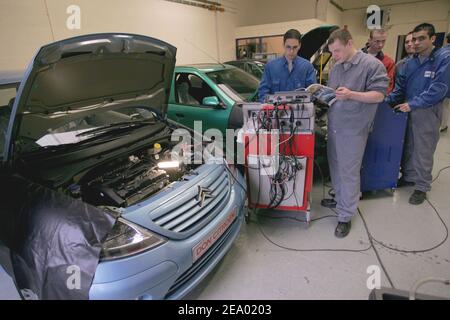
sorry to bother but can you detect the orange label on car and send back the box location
[192,208,237,263]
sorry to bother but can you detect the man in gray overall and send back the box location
[386,23,450,205]
[322,29,389,238]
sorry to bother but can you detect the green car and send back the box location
[167,64,259,136]
[224,59,267,79]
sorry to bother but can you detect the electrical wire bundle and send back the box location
[267,154,303,208]
[255,101,307,209]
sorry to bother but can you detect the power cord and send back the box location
[357,207,396,289]
[432,165,450,183]
[256,212,337,223]
[252,156,373,253]
[255,212,373,253]
[223,163,247,193]
[366,198,448,254]
[359,165,450,254]
[355,165,450,287]
[254,162,450,288]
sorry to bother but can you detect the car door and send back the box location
[167,72,231,136]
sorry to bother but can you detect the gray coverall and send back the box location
[327,51,389,222]
[401,103,442,191]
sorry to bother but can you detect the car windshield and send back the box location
[15,105,159,154]
[206,68,259,101]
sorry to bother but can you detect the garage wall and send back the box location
[1,1,449,72]
[0,0,239,72]
[235,18,326,39]
[236,0,329,27]
[342,0,450,60]
[234,1,343,58]
[326,1,343,27]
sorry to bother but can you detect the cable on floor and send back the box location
[360,164,450,254]
[354,165,450,286]
[432,165,450,183]
[252,162,372,254]
[256,212,336,223]
[255,212,373,253]
[357,207,396,289]
[363,198,449,254]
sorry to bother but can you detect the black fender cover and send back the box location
[0,174,115,299]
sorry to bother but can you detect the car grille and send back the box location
[164,217,238,298]
[151,166,231,235]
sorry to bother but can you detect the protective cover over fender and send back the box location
[0,174,115,299]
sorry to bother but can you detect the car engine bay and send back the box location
[66,141,201,208]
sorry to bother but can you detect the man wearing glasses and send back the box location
[258,29,317,102]
[386,23,450,205]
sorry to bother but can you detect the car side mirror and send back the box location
[202,96,224,109]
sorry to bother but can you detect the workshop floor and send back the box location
[186,130,450,300]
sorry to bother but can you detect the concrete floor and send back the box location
[186,130,450,300]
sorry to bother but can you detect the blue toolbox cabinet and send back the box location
[361,102,408,192]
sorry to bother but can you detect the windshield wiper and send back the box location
[76,120,155,137]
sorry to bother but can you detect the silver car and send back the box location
[0,33,246,300]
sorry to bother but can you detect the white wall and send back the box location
[2,1,449,72]
[234,0,343,55]
[0,0,239,71]
[235,18,325,39]
[326,1,343,27]
[342,0,450,59]
[236,0,329,27]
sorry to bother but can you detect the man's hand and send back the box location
[335,87,353,100]
[394,102,411,113]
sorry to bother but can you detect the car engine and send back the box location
[68,143,195,208]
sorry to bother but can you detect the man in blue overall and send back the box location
[323,28,389,238]
[386,23,450,205]
[440,33,450,132]
[258,29,317,102]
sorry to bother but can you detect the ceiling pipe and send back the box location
[342,0,435,11]
[164,0,224,12]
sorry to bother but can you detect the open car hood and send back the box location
[4,33,176,160]
[298,25,339,60]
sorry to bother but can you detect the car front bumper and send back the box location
[89,169,246,300]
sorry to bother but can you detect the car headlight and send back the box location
[100,218,166,261]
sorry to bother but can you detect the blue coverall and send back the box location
[258,56,316,102]
[386,47,450,192]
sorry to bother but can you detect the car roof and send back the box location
[225,59,267,64]
[0,70,23,86]
[175,63,236,73]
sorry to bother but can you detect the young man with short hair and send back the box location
[258,29,316,102]
[386,23,450,204]
[323,28,389,238]
[441,33,450,132]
